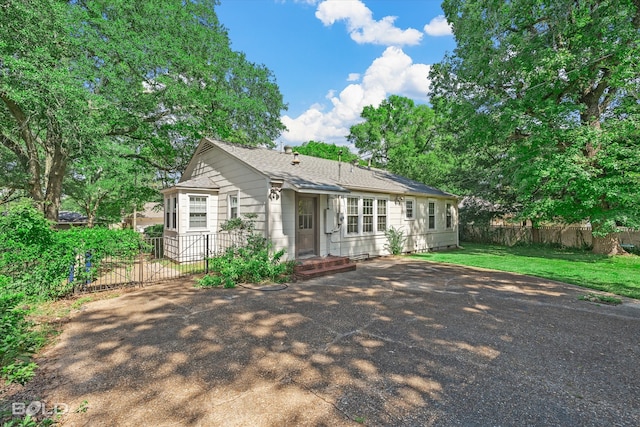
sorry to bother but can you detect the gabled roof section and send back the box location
[161,175,219,193]
[175,176,219,189]
[198,138,455,197]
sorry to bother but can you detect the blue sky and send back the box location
[216,0,456,147]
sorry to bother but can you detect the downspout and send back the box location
[456,199,461,248]
[265,178,270,246]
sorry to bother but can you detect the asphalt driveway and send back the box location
[7,258,640,426]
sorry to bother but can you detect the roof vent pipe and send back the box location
[292,151,300,165]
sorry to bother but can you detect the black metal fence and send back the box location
[73,232,245,293]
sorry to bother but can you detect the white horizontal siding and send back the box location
[269,189,296,260]
[191,147,269,234]
[326,193,458,257]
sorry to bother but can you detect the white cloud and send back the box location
[347,73,360,82]
[315,0,423,46]
[280,47,431,145]
[423,15,453,36]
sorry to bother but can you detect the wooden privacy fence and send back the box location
[72,232,245,293]
[461,225,640,249]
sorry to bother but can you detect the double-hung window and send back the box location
[362,198,374,233]
[172,197,177,229]
[346,197,359,234]
[428,201,436,230]
[165,196,177,229]
[377,199,387,232]
[165,198,170,228]
[405,198,415,220]
[446,203,453,229]
[229,194,238,219]
[189,196,207,228]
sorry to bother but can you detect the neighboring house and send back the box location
[161,138,459,261]
[123,202,164,232]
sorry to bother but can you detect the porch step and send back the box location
[294,256,356,280]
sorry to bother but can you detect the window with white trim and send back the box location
[229,194,238,219]
[165,196,177,229]
[428,201,436,230]
[346,197,388,235]
[405,198,415,220]
[377,199,387,232]
[172,197,177,229]
[362,198,374,233]
[165,198,170,228]
[446,203,453,229]
[189,196,207,228]
[346,197,359,234]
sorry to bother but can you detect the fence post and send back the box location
[205,234,210,274]
[139,251,144,285]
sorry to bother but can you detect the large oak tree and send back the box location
[430,0,640,254]
[0,0,286,221]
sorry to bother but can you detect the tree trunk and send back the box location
[531,225,540,244]
[1,93,68,223]
[592,233,627,256]
[87,213,95,228]
[39,148,67,223]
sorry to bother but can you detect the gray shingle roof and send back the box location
[175,176,219,190]
[199,138,454,198]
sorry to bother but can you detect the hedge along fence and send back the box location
[0,203,146,301]
[461,225,640,249]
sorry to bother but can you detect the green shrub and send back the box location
[0,292,43,384]
[384,226,407,255]
[144,224,164,238]
[198,234,293,288]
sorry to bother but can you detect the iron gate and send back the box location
[73,232,244,293]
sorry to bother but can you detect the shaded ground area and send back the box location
[3,258,640,426]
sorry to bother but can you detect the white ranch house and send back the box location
[161,138,459,262]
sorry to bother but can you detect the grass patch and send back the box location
[155,259,206,275]
[411,243,640,299]
[578,293,622,305]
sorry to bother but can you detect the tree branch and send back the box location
[122,153,174,172]
[0,133,29,164]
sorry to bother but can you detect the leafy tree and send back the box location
[0,0,286,222]
[63,142,159,227]
[347,95,453,189]
[430,0,640,254]
[293,140,359,162]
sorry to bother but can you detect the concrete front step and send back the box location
[294,256,356,280]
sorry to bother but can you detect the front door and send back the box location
[296,197,317,257]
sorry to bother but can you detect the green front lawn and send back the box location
[411,243,640,299]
